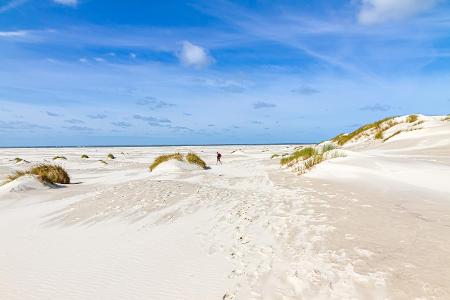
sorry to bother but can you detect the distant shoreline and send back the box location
[0,142,316,149]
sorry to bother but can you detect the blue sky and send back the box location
[0,0,449,146]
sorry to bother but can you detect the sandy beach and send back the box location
[1,116,449,300]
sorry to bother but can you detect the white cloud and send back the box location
[358,0,439,24]
[53,0,77,6]
[177,41,213,68]
[0,30,27,37]
[0,0,28,14]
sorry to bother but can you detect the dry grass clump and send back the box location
[406,114,418,123]
[99,160,108,164]
[444,115,450,121]
[81,154,89,159]
[107,153,115,159]
[14,157,29,163]
[5,164,70,185]
[149,153,183,171]
[280,147,317,166]
[332,116,396,145]
[186,153,207,169]
[271,154,280,159]
[53,156,67,160]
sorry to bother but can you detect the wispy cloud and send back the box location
[0,30,28,37]
[87,113,107,119]
[0,120,50,130]
[360,103,391,111]
[0,0,28,14]
[253,101,276,109]
[133,114,171,126]
[53,0,77,7]
[136,97,175,110]
[63,125,93,131]
[358,0,439,24]
[46,111,62,117]
[65,119,84,124]
[111,121,132,128]
[291,86,320,95]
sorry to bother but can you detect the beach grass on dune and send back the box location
[99,160,108,164]
[5,164,70,185]
[81,154,89,159]
[406,114,418,123]
[186,153,207,169]
[149,153,183,171]
[15,157,23,163]
[149,152,209,171]
[280,147,317,166]
[271,154,280,159]
[107,153,115,159]
[332,116,396,145]
[53,156,67,160]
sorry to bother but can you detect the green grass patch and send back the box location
[332,116,396,145]
[320,144,336,153]
[280,147,317,166]
[5,164,70,185]
[53,156,67,160]
[186,153,207,169]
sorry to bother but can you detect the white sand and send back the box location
[0,116,449,299]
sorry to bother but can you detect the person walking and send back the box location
[216,152,222,165]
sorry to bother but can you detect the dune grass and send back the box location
[53,156,67,160]
[186,153,207,169]
[5,164,70,185]
[149,152,209,171]
[406,114,418,123]
[280,147,317,166]
[99,160,108,164]
[271,154,280,159]
[149,153,183,171]
[81,154,89,159]
[444,115,450,121]
[107,153,115,159]
[383,130,402,142]
[320,144,336,153]
[332,116,396,145]
[15,157,24,163]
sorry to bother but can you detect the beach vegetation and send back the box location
[149,152,209,171]
[5,164,70,185]
[320,144,336,153]
[81,154,89,159]
[149,153,183,171]
[15,157,23,163]
[280,147,317,166]
[406,114,418,123]
[271,154,280,159]
[53,156,67,160]
[107,153,115,159]
[186,153,207,169]
[99,160,108,164]
[332,116,396,145]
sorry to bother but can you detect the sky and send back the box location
[0,0,449,146]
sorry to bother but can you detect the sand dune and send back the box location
[0,115,449,299]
